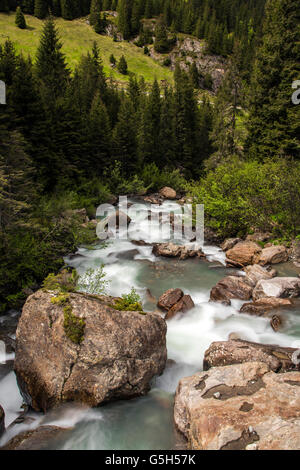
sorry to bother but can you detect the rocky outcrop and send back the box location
[226,242,262,267]
[246,232,272,243]
[210,276,253,306]
[166,295,195,321]
[258,245,288,266]
[1,426,69,450]
[159,187,177,200]
[153,243,205,260]
[157,288,194,320]
[0,405,4,438]
[14,290,167,412]
[253,277,300,301]
[174,362,300,450]
[221,238,242,252]
[157,288,183,311]
[240,297,292,317]
[243,264,276,287]
[203,340,299,373]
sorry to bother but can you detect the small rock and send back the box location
[226,242,262,267]
[258,245,288,266]
[240,297,292,316]
[270,315,282,332]
[157,288,183,311]
[165,295,195,320]
[210,276,253,305]
[1,426,69,450]
[221,238,242,252]
[159,187,177,199]
[253,277,300,301]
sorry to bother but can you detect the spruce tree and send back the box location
[247,0,300,159]
[154,16,169,53]
[113,98,139,175]
[117,0,132,39]
[34,0,47,19]
[35,17,70,100]
[15,6,26,29]
[90,0,101,26]
[117,55,128,74]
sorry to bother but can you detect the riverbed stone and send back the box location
[203,339,299,373]
[0,405,4,437]
[174,362,300,450]
[1,426,69,450]
[258,245,288,266]
[157,288,183,311]
[221,238,242,252]
[240,297,292,316]
[226,242,262,267]
[243,264,276,287]
[159,187,177,199]
[252,277,300,301]
[165,295,195,321]
[210,276,253,305]
[14,290,167,411]
[153,243,205,259]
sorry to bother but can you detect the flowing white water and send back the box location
[1,198,300,449]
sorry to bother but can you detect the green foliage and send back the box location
[63,302,85,344]
[140,163,186,192]
[15,7,26,29]
[117,54,128,74]
[114,287,145,313]
[77,266,109,295]
[187,157,300,238]
[42,269,79,293]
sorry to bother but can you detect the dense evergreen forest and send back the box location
[0,0,299,312]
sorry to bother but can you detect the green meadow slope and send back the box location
[0,13,173,84]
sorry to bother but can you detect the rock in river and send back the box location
[157,288,195,320]
[14,290,167,411]
[258,245,288,266]
[1,426,69,450]
[0,404,4,438]
[252,277,300,301]
[174,362,300,450]
[203,339,299,373]
[210,276,253,305]
[226,241,262,267]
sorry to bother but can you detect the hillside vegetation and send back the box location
[0,12,173,83]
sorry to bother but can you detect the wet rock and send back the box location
[174,362,300,450]
[253,277,300,301]
[159,187,177,200]
[157,288,183,311]
[153,243,205,260]
[240,297,292,316]
[258,245,288,266]
[290,239,300,262]
[226,242,262,267]
[165,295,195,321]
[115,249,140,260]
[203,340,299,373]
[144,195,163,205]
[0,405,4,438]
[15,290,167,411]
[221,238,242,252]
[105,210,131,229]
[210,276,253,305]
[270,315,282,332]
[131,239,152,246]
[243,264,276,287]
[1,426,70,450]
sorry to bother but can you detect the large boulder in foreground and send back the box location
[15,290,167,412]
[210,276,253,306]
[258,245,288,266]
[253,277,300,301]
[174,362,300,450]
[1,426,69,451]
[226,242,262,267]
[203,339,299,373]
[0,405,4,437]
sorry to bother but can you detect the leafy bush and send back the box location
[140,163,187,192]
[42,269,79,293]
[187,157,300,238]
[77,266,109,295]
[114,288,145,313]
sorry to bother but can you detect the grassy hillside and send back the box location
[0,13,173,84]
